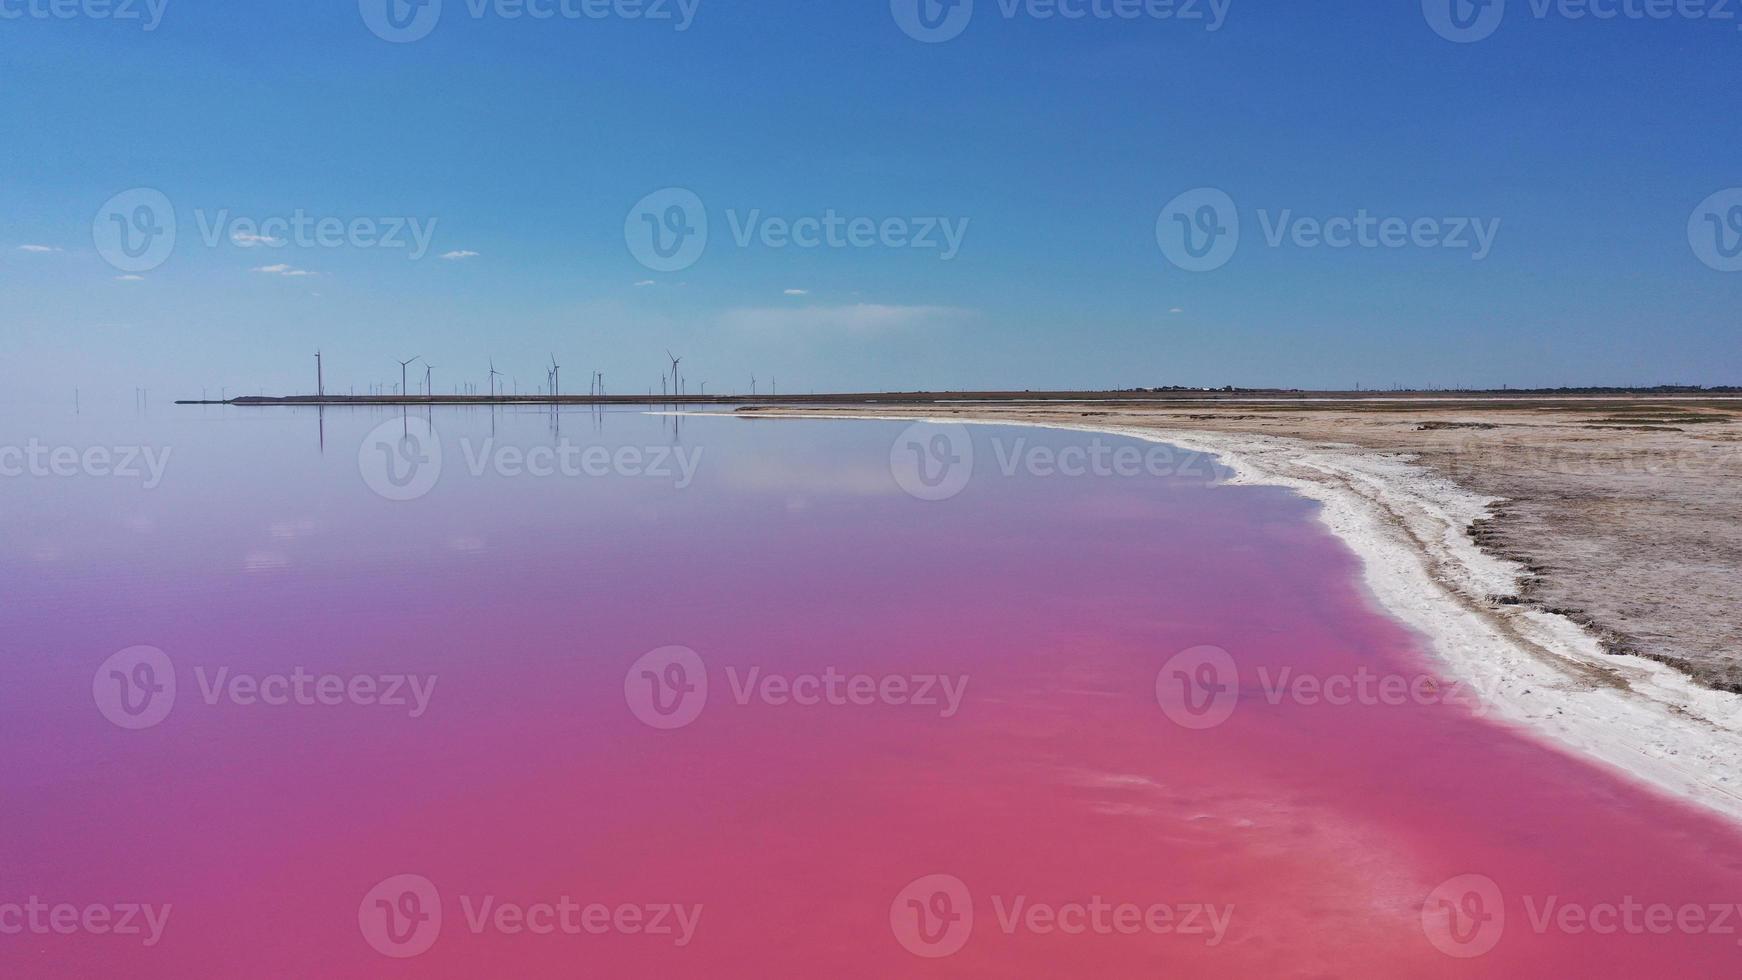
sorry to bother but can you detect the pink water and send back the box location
[2,407,1739,976]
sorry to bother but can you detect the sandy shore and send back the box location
[740,399,1742,825]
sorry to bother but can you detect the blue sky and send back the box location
[2,0,1739,403]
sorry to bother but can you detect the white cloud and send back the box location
[783,288,809,296]
[1169,307,1184,314]
[441,250,480,260]
[115,274,145,281]
[18,244,61,253]
[721,303,975,334]
[253,263,315,277]
[231,231,284,247]
[634,280,657,287]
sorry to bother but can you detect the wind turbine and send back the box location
[665,350,683,400]
[488,358,502,398]
[397,356,421,400]
[424,363,435,397]
[549,354,561,400]
[315,350,324,397]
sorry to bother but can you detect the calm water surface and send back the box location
[2,405,1740,977]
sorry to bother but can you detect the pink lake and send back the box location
[2,406,1740,977]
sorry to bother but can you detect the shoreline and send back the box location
[743,409,1742,827]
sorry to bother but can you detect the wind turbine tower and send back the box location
[397,356,421,400]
